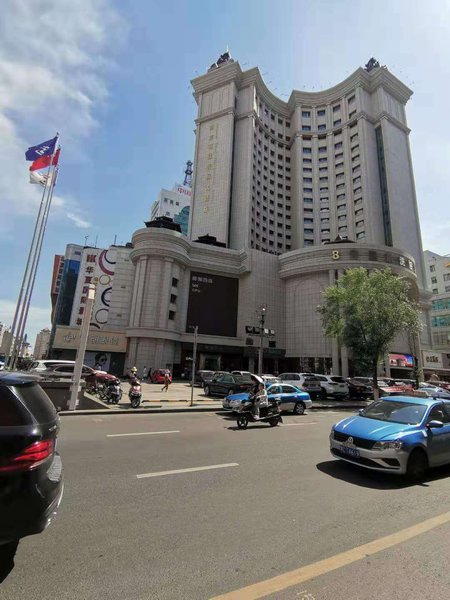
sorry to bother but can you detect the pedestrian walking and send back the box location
[142,366,148,381]
[162,372,171,392]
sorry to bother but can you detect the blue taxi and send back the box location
[225,383,312,415]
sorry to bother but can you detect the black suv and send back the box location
[0,372,63,575]
[203,372,254,397]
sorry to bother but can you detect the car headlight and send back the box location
[373,440,403,451]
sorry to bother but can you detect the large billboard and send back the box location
[388,353,414,368]
[186,272,238,337]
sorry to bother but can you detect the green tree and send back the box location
[317,268,422,396]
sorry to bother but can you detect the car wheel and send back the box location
[237,415,248,429]
[293,402,305,415]
[406,449,428,481]
[204,385,211,396]
[320,388,327,401]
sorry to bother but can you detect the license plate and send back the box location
[341,446,360,458]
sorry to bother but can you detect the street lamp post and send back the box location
[257,305,266,376]
[190,325,198,406]
[69,284,96,411]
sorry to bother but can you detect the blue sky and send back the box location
[1,0,450,345]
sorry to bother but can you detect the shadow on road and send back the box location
[0,540,19,585]
[317,459,450,489]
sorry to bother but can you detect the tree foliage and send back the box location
[317,268,422,390]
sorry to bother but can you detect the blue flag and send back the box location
[25,136,58,161]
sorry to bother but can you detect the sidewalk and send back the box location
[60,385,370,416]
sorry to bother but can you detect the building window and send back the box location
[302,110,311,117]
[356,231,365,239]
[319,157,327,163]
[433,288,439,294]
[303,158,312,164]
[172,277,178,287]
[431,277,437,284]
[318,124,326,131]
[333,119,341,127]
[303,147,312,154]
[430,265,436,272]
[302,125,311,132]
[170,294,177,304]
[443,274,450,281]
[333,105,340,112]
[319,146,327,153]
[304,198,313,204]
[169,310,175,320]
[304,177,312,183]
[317,109,326,116]
[304,167,312,173]
[348,95,355,104]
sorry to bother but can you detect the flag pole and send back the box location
[10,135,60,368]
[14,164,60,366]
[5,174,50,367]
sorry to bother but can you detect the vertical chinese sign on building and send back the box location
[70,248,117,329]
[203,122,219,214]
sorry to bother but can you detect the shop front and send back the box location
[50,326,127,376]
[422,350,450,383]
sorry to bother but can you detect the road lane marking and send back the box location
[107,430,180,438]
[137,463,239,479]
[280,422,317,426]
[210,510,450,600]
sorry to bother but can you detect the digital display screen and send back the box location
[186,272,238,337]
[388,353,414,368]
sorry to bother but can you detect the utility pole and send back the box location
[190,325,198,406]
[69,284,96,410]
[257,305,266,376]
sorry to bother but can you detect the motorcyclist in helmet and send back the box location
[129,366,140,386]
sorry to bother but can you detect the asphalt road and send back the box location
[2,409,450,599]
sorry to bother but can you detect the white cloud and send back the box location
[0,299,51,348]
[0,0,125,233]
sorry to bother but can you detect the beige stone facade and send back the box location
[121,56,432,377]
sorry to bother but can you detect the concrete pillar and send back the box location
[248,357,255,373]
[329,269,340,375]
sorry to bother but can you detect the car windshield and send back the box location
[360,400,428,425]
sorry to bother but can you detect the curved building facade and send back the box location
[125,55,431,377]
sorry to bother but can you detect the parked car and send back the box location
[314,374,349,399]
[0,372,63,550]
[195,370,215,387]
[225,383,312,415]
[330,395,450,478]
[418,386,450,400]
[151,369,172,384]
[28,361,115,392]
[278,373,322,399]
[204,372,254,397]
[377,379,414,396]
[261,374,280,385]
[346,377,373,399]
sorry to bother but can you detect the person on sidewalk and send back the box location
[162,372,171,392]
[142,366,148,381]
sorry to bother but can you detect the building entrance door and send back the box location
[201,354,220,371]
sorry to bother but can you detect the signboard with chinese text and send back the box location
[53,326,127,353]
[422,351,443,370]
[186,272,238,337]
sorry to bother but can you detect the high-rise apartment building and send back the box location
[59,54,433,379]
[150,183,192,235]
[34,327,51,359]
[424,250,450,354]
[189,55,426,287]
[50,255,64,322]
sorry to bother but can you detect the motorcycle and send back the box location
[235,398,282,429]
[128,379,142,408]
[104,378,122,404]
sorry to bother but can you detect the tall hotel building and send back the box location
[112,54,432,377]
